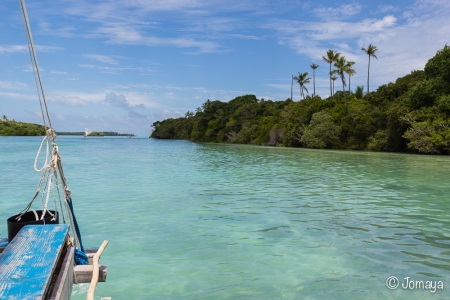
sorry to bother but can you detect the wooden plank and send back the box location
[84,247,99,254]
[0,225,69,299]
[49,245,74,300]
[87,253,95,265]
[73,265,107,284]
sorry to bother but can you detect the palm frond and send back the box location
[310,63,319,69]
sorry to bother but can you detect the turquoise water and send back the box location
[1,136,449,299]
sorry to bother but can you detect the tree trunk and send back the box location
[367,56,371,94]
[313,69,316,97]
[348,75,351,93]
[343,80,347,107]
[332,81,334,98]
[291,75,293,101]
[329,63,332,97]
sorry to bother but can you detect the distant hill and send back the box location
[57,131,135,136]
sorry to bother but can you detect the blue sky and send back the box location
[1,0,449,136]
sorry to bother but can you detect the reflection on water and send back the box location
[1,137,449,299]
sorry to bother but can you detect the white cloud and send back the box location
[78,64,154,74]
[185,17,238,33]
[41,0,226,53]
[104,92,154,109]
[124,0,203,11]
[48,91,106,105]
[313,3,362,19]
[94,25,144,43]
[230,34,261,40]
[267,15,397,60]
[50,70,68,75]
[0,91,36,100]
[0,45,63,54]
[49,96,87,106]
[83,54,118,64]
[55,114,66,121]
[124,92,157,108]
[0,45,27,54]
[305,16,397,41]
[105,93,129,108]
[92,25,221,53]
[38,22,77,38]
[0,81,28,90]
[157,109,184,120]
[378,4,399,13]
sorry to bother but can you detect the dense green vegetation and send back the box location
[88,131,105,136]
[151,46,450,154]
[0,116,45,136]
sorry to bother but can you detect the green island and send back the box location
[151,45,450,154]
[0,116,45,136]
[87,131,104,136]
[0,119,134,137]
[58,131,134,137]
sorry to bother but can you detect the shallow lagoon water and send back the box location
[1,136,449,299]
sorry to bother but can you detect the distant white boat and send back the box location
[126,128,132,138]
[84,128,92,138]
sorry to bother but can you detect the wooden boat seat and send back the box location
[0,225,70,299]
[73,247,108,284]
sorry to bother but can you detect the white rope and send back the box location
[17,130,64,224]
[34,133,50,172]
[40,175,52,221]
[31,209,38,221]
[15,133,52,221]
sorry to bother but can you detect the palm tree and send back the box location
[361,44,378,94]
[310,63,319,97]
[355,85,364,99]
[332,56,349,106]
[293,72,311,100]
[346,61,356,93]
[330,75,337,98]
[322,50,340,97]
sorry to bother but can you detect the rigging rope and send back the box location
[18,0,52,132]
[22,21,47,130]
[17,0,87,264]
